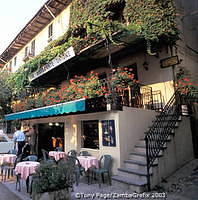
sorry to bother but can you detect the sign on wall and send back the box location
[28,46,75,81]
[101,120,116,147]
[160,55,179,68]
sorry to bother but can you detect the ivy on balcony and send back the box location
[7,0,178,98]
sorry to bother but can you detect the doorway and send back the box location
[37,122,64,158]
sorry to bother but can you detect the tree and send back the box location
[0,71,12,118]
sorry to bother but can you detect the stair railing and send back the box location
[145,88,198,191]
[145,89,182,191]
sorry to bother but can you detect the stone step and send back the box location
[129,150,163,161]
[152,118,181,123]
[124,159,147,170]
[149,123,179,130]
[138,139,170,148]
[112,175,147,193]
[124,159,157,171]
[143,135,172,142]
[118,167,150,181]
[134,144,167,154]
[144,130,175,135]
[156,114,182,121]
[135,143,167,149]
[129,152,147,162]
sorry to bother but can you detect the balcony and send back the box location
[23,52,34,62]
[10,69,163,119]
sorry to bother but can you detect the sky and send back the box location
[0,0,48,54]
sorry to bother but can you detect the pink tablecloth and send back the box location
[15,161,40,180]
[49,151,67,161]
[77,156,99,171]
[0,154,17,165]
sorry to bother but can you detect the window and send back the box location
[81,120,99,149]
[25,46,28,57]
[14,57,17,66]
[48,23,53,39]
[31,40,35,56]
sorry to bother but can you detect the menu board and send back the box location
[101,120,116,147]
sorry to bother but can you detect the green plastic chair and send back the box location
[67,156,85,186]
[78,151,91,156]
[23,155,38,162]
[68,149,77,157]
[41,149,55,163]
[90,155,112,187]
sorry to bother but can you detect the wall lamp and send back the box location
[143,61,149,71]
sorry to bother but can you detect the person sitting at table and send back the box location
[13,125,26,156]
[21,142,31,160]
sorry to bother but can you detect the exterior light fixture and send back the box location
[49,122,53,126]
[143,61,149,71]
[55,122,59,126]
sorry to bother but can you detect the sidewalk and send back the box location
[0,182,21,200]
[160,159,198,200]
[1,159,198,200]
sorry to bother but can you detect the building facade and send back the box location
[1,0,197,191]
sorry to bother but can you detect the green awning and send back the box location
[5,99,85,121]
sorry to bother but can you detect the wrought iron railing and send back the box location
[152,90,163,111]
[100,77,160,110]
[145,89,198,191]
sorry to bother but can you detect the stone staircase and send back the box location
[112,114,182,192]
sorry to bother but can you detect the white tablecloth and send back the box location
[15,161,40,180]
[77,156,99,171]
[49,151,67,161]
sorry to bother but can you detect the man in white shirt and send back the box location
[13,125,25,156]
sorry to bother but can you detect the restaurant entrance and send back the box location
[37,122,64,157]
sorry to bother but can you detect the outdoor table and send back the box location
[0,154,17,165]
[15,161,40,193]
[49,151,67,161]
[77,156,99,171]
[15,161,40,180]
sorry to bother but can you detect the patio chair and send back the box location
[78,151,91,156]
[90,155,112,187]
[23,155,38,162]
[41,149,55,163]
[67,156,85,186]
[15,154,24,191]
[68,149,77,157]
[55,146,63,151]
[21,143,31,160]
[2,153,23,182]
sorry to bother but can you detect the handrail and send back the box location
[145,88,198,191]
[145,89,181,191]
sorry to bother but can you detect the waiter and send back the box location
[13,125,25,156]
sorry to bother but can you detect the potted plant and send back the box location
[32,161,74,200]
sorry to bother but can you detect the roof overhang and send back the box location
[0,0,71,66]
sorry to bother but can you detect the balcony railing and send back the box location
[11,79,163,113]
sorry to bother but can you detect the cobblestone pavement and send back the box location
[1,159,198,200]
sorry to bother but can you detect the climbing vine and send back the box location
[8,0,179,97]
